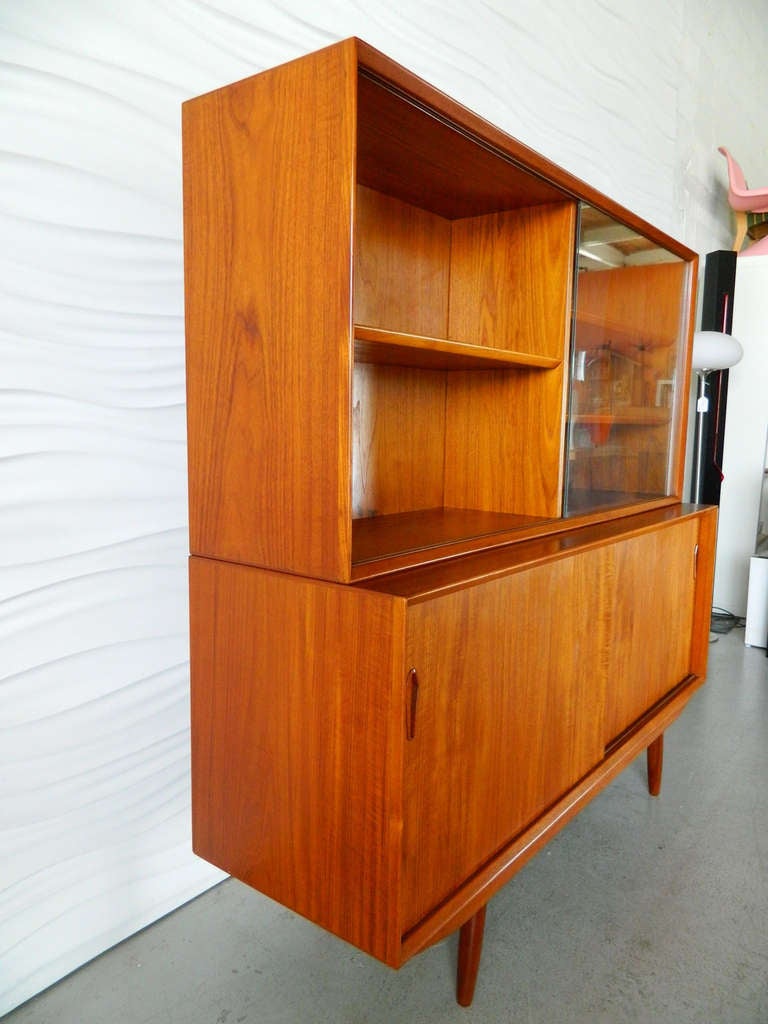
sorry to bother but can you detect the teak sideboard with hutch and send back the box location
[182,38,716,1007]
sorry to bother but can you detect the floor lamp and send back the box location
[691,330,743,504]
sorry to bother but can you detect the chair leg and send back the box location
[647,733,664,796]
[456,904,487,1007]
[733,211,747,252]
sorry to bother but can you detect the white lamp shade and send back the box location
[691,330,743,371]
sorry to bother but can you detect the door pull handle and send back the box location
[406,668,419,741]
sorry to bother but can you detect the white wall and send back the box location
[2,0,767,1013]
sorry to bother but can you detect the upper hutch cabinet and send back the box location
[183,38,696,585]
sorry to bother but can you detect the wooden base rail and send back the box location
[402,678,698,969]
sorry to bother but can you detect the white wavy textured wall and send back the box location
[1,0,766,1013]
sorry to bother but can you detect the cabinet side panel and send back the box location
[183,42,355,580]
[690,507,717,678]
[190,557,405,965]
[402,550,609,931]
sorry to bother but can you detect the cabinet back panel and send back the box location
[352,364,446,517]
[353,365,567,522]
[448,202,576,358]
[444,366,566,517]
[575,261,688,350]
[354,186,450,338]
[441,203,574,518]
[569,446,668,499]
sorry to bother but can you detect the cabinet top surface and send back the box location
[355,505,715,602]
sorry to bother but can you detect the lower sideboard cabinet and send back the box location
[189,504,716,1005]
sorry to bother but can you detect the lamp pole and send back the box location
[691,370,709,504]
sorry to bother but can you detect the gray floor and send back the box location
[8,629,768,1024]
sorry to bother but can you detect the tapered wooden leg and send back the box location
[456,904,487,1007]
[647,733,664,796]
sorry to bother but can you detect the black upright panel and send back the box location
[694,250,737,505]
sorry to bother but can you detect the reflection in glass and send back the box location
[564,205,689,515]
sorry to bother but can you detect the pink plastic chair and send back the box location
[718,146,768,251]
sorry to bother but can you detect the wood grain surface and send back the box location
[184,40,356,580]
[190,555,406,965]
[401,547,610,929]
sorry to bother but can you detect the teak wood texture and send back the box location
[183,37,715,1008]
[400,548,610,932]
[576,262,688,352]
[184,37,697,584]
[190,505,717,972]
[184,41,356,582]
[190,557,406,965]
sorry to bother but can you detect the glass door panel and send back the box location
[565,205,690,515]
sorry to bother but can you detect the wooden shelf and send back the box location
[352,507,554,567]
[564,488,660,512]
[356,505,705,600]
[573,407,671,427]
[354,325,561,371]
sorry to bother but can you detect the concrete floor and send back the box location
[7,628,768,1024]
